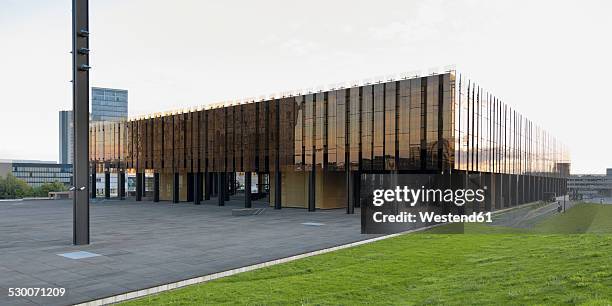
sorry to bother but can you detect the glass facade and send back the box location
[89,72,569,179]
[453,73,569,177]
[91,87,128,122]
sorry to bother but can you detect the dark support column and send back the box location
[544,177,547,198]
[104,171,110,199]
[354,171,361,208]
[519,175,524,205]
[234,173,238,195]
[515,175,520,205]
[224,173,230,201]
[212,173,218,197]
[507,174,512,207]
[504,174,511,208]
[218,172,225,206]
[533,176,540,201]
[533,176,537,201]
[204,172,211,200]
[257,173,264,194]
[527,176,531,203]
[530,176,535,202]
[135,173,143,202]
[540,177,544,200]
[494,174,502,209]
[198,172,203,201]
[118,171,125,200]
[308,170,316,212]
[500,174,505,208]
[518,175,524,205]
[141,173,146,199]
[227,173,233,196]
[537,177,541,201]
[346,170,354,214]
[551,178,555,197]
[153,172,160,202]
[548,177,552,197]
[194,172,201,204]
[548,177,555,197]
[245,172,252,208]
[552,177,555,196]
[187,173,194,202]
[549,177,552,197]
[511,174,517,206]
[229,173,236,195]
[483,173,492,211]
[209,172,214,197]
[525,175,529,202]
[90,169,96,199]
[172,172,179,203]
[526,175,530,202]
[274,171,282,209]
[516,175,520,206]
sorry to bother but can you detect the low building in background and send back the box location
[568,168,612,199]
[0,160,73,187]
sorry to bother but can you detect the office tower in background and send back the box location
[91,87,128,122]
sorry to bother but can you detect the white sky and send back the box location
[0,0,610,174]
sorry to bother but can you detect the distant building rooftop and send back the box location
[0,159,58,164]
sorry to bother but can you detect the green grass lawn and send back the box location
[123,204,612,305]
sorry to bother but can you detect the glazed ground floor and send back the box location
[91,167,567,213]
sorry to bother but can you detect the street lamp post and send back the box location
[72,0,90,245]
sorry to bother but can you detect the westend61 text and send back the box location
[372,211,493,223]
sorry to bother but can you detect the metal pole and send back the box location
[72,0,90,245]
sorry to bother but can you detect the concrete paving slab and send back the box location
[0,198,372,305]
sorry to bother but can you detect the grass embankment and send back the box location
[123,203,612,305]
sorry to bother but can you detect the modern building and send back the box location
[568,169,612,198]
[0,160,73,187]
[91,87,128,122]
[59,110,74,164]
[89,71,570,211]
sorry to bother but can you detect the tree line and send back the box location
[0,173,67,199]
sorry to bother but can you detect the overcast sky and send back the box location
[0,0,610,173]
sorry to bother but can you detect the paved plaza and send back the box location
[0,198,372,305]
